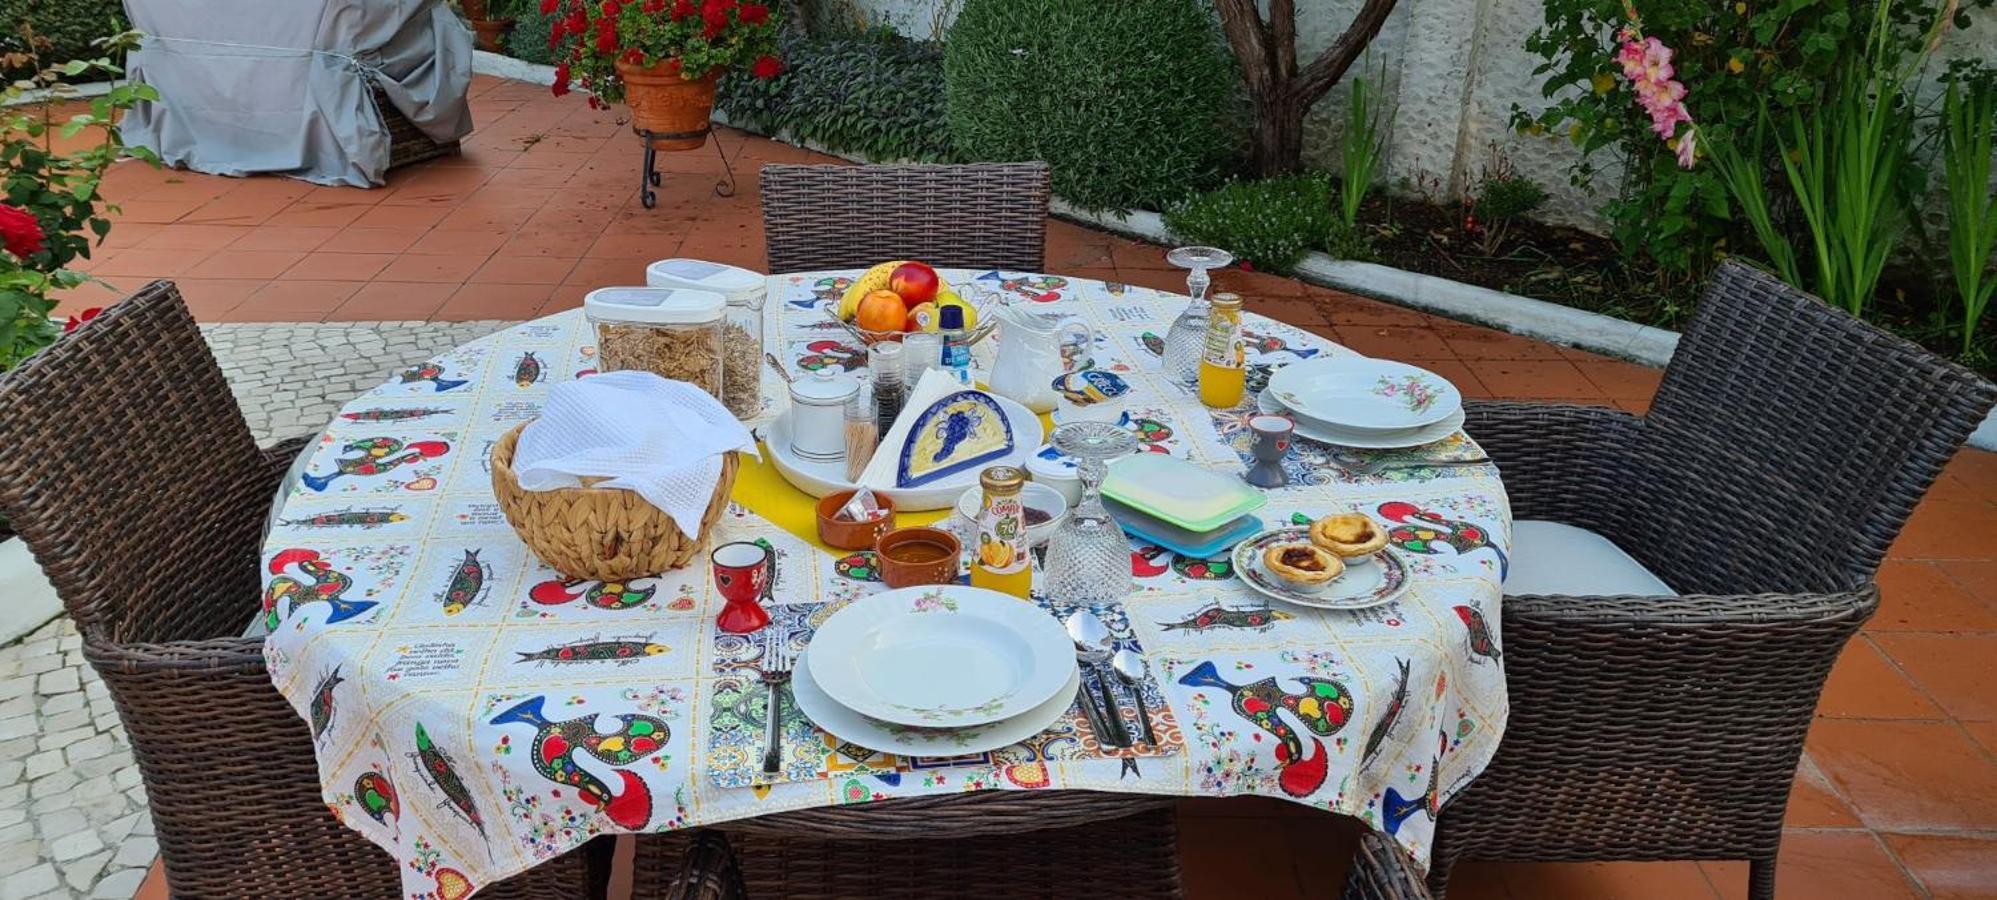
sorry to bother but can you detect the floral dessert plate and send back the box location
[1257,392,1466,450]
[1266,358,1462,433]
[792,644,1082,756]
[1231,526,1411,611]
[806,585,1078,728]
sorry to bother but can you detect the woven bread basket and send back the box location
[490,421,738,581]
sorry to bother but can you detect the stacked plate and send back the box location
[1260,358,1465,449]
[792,586,1081,755]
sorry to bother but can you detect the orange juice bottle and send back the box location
[1198,292,1246,408]
[969,465,1034,599]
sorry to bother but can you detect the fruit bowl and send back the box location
[829,259,998,347]
[824,303,1000,347]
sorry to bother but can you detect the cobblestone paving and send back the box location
[0,321,510,900]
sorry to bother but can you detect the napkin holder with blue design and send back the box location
[858,368,1016,490]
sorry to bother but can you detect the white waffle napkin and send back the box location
[513,371,758,537]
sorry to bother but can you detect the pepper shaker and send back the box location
[1244,414,1293,488]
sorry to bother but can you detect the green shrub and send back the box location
[503,0,564,66]
[0,0,128,80]
[1163,174,1335,273]
[944,0,1238,212]
[718,28,954,162]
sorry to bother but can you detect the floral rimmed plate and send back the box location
[1230,526,1411,610]
[1266,358,1462,434]
[791,645,1082,756]
[805,585,1078,728]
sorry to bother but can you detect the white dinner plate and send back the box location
[791,645,1082,757]
[1257,392,1466,450]
[1231,527,1412,611]
[1266,358,1462,433]
[806,585,1077,728]
[764,395,1045,511]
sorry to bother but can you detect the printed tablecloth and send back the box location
[261,270,1512,898]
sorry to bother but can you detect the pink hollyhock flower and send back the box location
[1675,130,1697,168]
[1615,27,1697,169]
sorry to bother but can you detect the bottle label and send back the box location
[1201,310,1243,369]
[976,493,1028,575]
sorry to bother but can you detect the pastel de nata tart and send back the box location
[1262,542,1344,589]
[1311,513,1389,561]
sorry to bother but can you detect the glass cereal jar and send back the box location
[584,286,728,403]
[647,259,768,419]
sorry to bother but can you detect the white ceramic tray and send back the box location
[764,395,1045,511]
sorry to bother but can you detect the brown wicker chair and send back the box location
[1343,831,1434,900]
[371,80,461,171]
[1429,262,1997,898]
[633,792,1182,898]
[0,281,718,898]
[760,162,1050,272]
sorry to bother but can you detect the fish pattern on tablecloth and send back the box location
[263,271,1509,899]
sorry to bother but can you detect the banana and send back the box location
[838,260,906,321]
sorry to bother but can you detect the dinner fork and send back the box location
[760,629,792,778]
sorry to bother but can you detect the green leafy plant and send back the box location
[1941,73,1997,354]
[1464,152,1548,255]
[717,27,954,161]
[544,0,783,106]
[502,0,566,65]
[1163,174,1336,273]
[0,27,157,371]
[943,0,1238,212]
[1337,75,1383,231]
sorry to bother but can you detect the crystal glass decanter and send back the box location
[1041,422,1139,604]
[1161,246,1234,385]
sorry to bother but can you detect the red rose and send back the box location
[751,54,782,80]
[0,205,44,259]
[551,61,572,96]
[739,3,767,24]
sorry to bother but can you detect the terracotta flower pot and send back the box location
[470,17,513,52]
[460,0,490,19]
[615,60,718,151]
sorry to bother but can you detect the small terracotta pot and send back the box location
[615,61,718,150]
[470,17,513,52]
[460,0,491,19]
[875,526,961,588]
[815,490,896,551]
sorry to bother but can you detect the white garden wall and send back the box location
[848,0,1997,233]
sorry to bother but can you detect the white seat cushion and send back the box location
[1504,520,1675,597]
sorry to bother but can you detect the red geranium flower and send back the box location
[663,57,682,76]
[670,0,693,18]
[701,7,727,38]
[595,15,618,51]
[540,0,560,12]
[551,61,572,96]
[751,54,782,80]
[62,307,102,334]
[641,0,664,11]
[739,3,767,24]
[0,205,45,259]
[621,48,644,64]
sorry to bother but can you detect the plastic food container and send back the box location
[585,287,729,403]
[646,259,768,418]
[1102,454,1266,533]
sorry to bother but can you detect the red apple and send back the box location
[889,262,940,305]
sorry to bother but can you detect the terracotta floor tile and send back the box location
[1498,860,1720,899]
[1939,448,1997,502]
[265,201,373,229]
[134,224,253,251]
[1465,360,1607,402]
[180,196,292,226]
[1890,499,1997,560]
[585,230,687,259]
[1109,238,1174,271]
[437,203,537,232]
[1212,267,1313,298]
[408,229,511,257]
[282,252,398,282]
[1045,231,1114,269]
[542,283,591,314]
[170,278,265,320]
[1816,637,1944,719]
[92,222,162,250]
[1870,633,1997,722]
[460,185,556,208]
[1442,862,1516,900]
[1700,831,1920,900]
[1333,325,1457,360]
[1937,560,1997,611]
[228,225,340,253]
[186,250,308,280]
[375,253,486,284]
[1868,561,1997,632]
[561,256,652,289]
[1879,832,1997,899]
[109,199,203,223]
[316,227,423,255]
[325,282,454,322]
[1806,719,1997,830]
[469,254,579,285]
[1964,721,1997,759]
[501,230,601,258]
[1785,766,1862,827]
[1572,358,1665,400]
[349,203,453,231]
[244,280,364,314]
[90,248,209,277]
[1319,292,1433,327]
[508,149,594,171]
[1441,324,1572,361]
[134,860,166,900]
[434,283,554,321]
[1406,359,1494,400]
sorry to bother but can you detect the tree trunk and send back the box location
[1217,0,1401,177]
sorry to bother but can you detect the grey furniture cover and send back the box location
[120,0,475,187]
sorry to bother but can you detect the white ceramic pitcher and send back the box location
[988,304,1092,413]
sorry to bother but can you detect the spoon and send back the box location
[1111,648,1159,747]
[1064,611,1131,747]
[765,352,793,384]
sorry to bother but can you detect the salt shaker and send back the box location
[1244,413,1293,488]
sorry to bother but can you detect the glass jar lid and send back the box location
[584,286,726,324]
[645,258,766,306]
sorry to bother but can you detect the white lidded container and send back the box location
[584,286,728,404]
[787,368,859,463]
[647,259,768,419]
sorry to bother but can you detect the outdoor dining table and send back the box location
[258,269,1513,898]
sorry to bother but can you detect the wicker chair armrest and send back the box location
[1343,830,1433,900]
[259,434,313,491]
[1462,400,1640,531]
[83,634,268,676]
[1504,583,1878,624]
